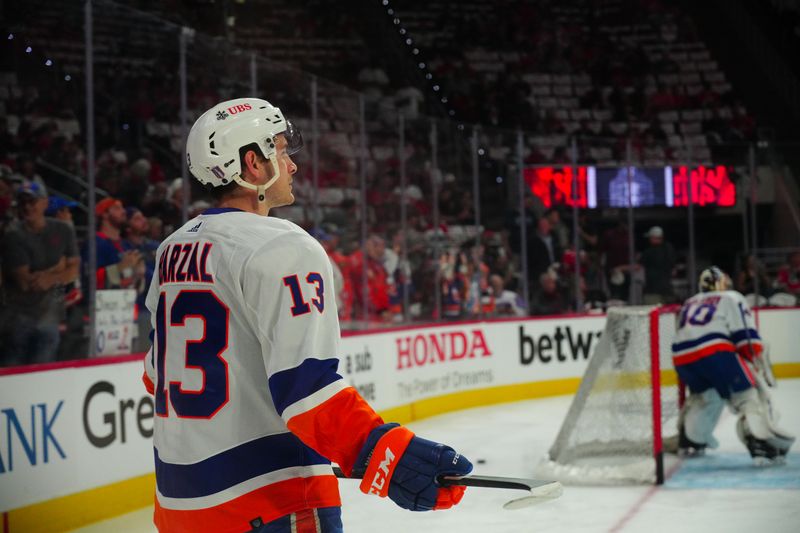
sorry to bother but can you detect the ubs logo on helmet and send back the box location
[227,103,252,115]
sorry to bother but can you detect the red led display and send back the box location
[524,166,590,208]
[672,165,736,207]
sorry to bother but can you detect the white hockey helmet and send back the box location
[186,98,303,202]
[699,266,730,292]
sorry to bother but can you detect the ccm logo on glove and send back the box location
[355,423,473,511]
[367,448,396,495]
[359,427,413,498]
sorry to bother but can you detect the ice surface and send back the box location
[70,379,800,533]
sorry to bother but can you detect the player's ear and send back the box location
[241,149,260,182]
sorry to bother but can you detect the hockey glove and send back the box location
[353,423,473,511]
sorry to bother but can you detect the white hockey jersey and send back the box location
[142,208,382,532]
[671,290,763,366]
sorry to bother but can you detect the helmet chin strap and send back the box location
[233,154,281,203]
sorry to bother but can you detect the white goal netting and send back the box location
[536,306,680,484]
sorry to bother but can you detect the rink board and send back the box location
[1,309,798,532]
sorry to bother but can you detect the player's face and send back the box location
[265,134,298,209]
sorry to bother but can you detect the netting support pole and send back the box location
[85,0,97,357]
[311,76,319,229]
[250,52,257,96]
[179,27,190,224]
[570,137,582,312]
[686,142,696,295]
[749,144,760,301]
[358,95,369,325]
[399,113,409,322]
[430,121,442,321]
[649,308,664,485]
[625,138,636,305]
[515,131,530,312]
[471,128,482,319]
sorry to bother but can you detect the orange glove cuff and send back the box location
[359,426,415,497]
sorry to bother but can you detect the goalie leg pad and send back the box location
[731,388,796,459]
[682,388,724,449]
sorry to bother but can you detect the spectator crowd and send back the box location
[2,0,799,368]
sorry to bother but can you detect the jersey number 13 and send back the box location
[154,290,230,419]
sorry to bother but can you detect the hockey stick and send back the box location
[736,301,781,428]
[737,302,775,387]
[332,466,563,510]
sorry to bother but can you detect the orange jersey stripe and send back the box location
[672,342,737,366]
[286,387,383,476]
[154,474,340,533]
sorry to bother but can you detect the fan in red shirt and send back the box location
[348,234,390,322]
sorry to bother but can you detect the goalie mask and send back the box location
[186,98,303,202]
[699,266,730,293]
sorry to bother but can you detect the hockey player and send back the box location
[671,266,794,463]
[142,98,472,532]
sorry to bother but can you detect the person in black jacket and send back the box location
[640,226,675,304]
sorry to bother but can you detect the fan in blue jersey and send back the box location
[671,266,794,464]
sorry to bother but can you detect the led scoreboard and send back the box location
[523,165,736,208]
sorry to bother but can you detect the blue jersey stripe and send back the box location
[268,358,343,417]
[730,328,761,344]
[155,432,329,499]
[672,332,731,353]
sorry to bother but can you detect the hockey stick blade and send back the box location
[332,467,563,510]
[440,474,563,510]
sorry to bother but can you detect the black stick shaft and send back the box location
[332,467,544,492]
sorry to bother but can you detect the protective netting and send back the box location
[537,306,680,484]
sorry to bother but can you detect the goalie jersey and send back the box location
[142,208,382,532]
[672,290,763,366]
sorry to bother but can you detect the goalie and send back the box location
[671,266,795,463]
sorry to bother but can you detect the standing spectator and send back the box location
[530,270,568,316]
[577,212,599,252]
[1,182,79,365]
[122,207,160,352]
[640,226,675,304]
[311,227,353,322]
[384,229,414,321]
[602,218,633,301]
[349,234,390,322]
[775,250,800,297]
[0,167,15,232]
[45,196,84,343]
[46,196,78,224]
[505,194,544,254]
[489,274,526,316]
[464,241,492,317]
[527,216,561,301]
[439,249,468,319]
[545,208,570,252]
[10,155,46,190]
[735,253,772,298]
[87,197,144,292]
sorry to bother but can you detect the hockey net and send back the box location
[536,306,681,485]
